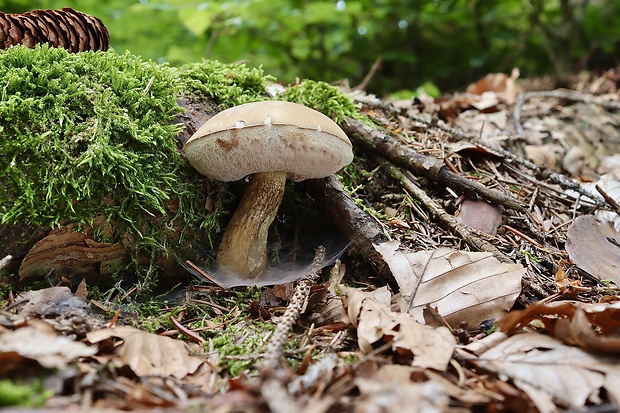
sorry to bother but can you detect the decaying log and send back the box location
[306,175,393,280]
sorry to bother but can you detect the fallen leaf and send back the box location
[87,326,205,379]
[566,215,620,285]
[342,287,455,371]
[524,143,564,170]
[0,326,97,371]
[498,300,620,353]
[17,287,89,318]
[18,223,130,283]
[455,197,504,235]
[355,375,448,413]
[400,248,524,327]
[473,332,620,412]
[466,68,521,104]
[373,241,420,297]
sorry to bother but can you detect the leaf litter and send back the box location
[2,68,620,412]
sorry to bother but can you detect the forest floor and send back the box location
[1,68,620,413]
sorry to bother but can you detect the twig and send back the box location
[503,225,545,249]
[343,118,526,212]
[306,175,391,278]
[185,260,228,290]
[595,184,620,215]
[388,163,514,263]
[261,246,326,370]
[353,56,383,91]
[353,93,607,206]
[170,316,205,344]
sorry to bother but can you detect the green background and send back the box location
[3,0,620,95]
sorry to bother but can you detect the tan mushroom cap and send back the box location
[183,101,353,182]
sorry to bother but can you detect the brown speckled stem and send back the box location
[217,171,287,278]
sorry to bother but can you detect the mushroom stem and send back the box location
[217,171,287,278]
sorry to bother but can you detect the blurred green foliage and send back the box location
[4,0,620,94]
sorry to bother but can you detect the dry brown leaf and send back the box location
[355,375,448,413]
[0,326,96,370]
[524,143,564,170]
[455,196,504,235]
[342,287,455,371]
[400,248,524,327]
[17,286,88,318]
[566,215,620,285]
[473,332,620,412]
[373,241,420,297]
[498,300,620,353]
[466,68,521,103]
[87,326,205,379]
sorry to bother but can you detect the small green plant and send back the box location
[521,250,540,263]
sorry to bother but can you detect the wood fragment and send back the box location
[306,175,393,279]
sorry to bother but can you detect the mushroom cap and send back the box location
[183,101,353,182]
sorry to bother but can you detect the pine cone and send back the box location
[0,8,109,52]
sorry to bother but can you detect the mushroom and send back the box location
[183,101,353,278]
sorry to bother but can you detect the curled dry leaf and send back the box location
[87,326,205,379]
[465,68,521,104]
[342,287,455,371]
[473,332,620,412]
[399,248,524,328]
[498,300,620,353]
[373,241,420,298]
[566,215,620,285]
[0,326,97,372]
[19,223,130,284]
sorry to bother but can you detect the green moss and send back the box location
[279,80,366,125]
[0,45,208,279]
[0,379,51,407]
[204,316,275,376]
[179,60,273,109]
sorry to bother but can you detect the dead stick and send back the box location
[353,94,605,206]
[343,118,526,212]
[353,56,383,91]
[595,184,620,215]
[306,175,392,280]
[185,260,228,290]
[388,164,514,263]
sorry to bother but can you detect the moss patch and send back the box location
[279,80,366,124]
[0,46,208,283]
[180,60,273,109]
